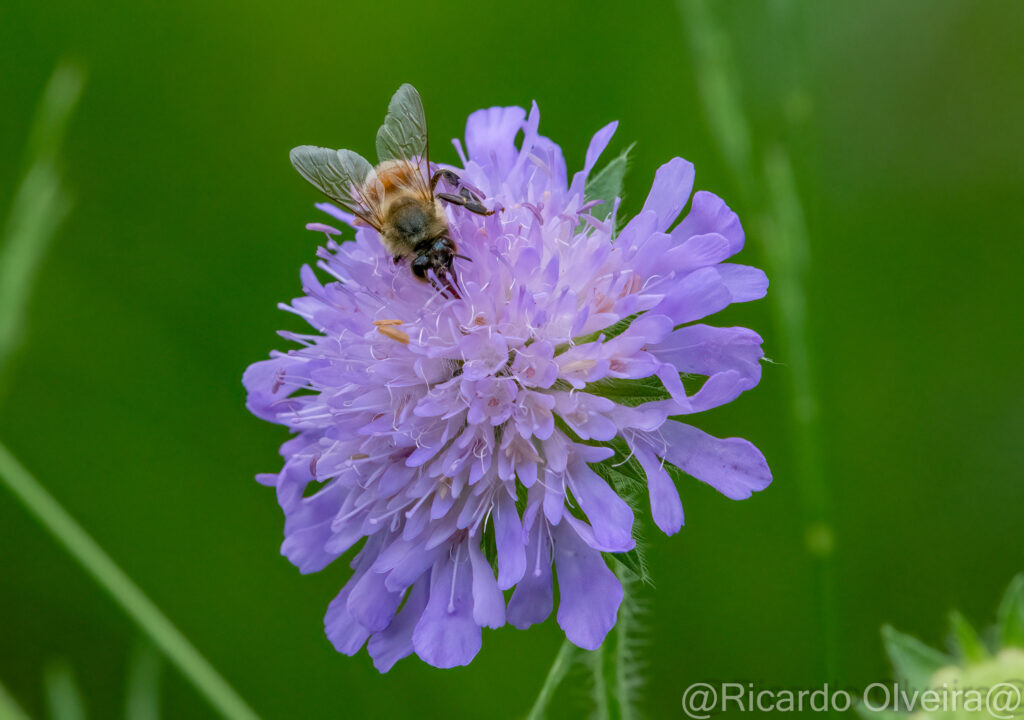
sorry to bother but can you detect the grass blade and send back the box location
[44,660,86,720]
[677,0,840,685]
[0,61,84,382]
[0,679,32,720]
[0,442,259,720]
[526,639,577,720]
[124,642,162,720]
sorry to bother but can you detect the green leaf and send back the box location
[881,624,952,691]
[997,573,1024,650]
[948,610,989,663]
[585,142,635,220]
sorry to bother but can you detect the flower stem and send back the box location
[614,569,641,720]
[592,642,611,720]
[0,442,260,720]
[526,638,577,720]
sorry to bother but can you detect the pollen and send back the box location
[377,325,410,345]
[372,319,404,326]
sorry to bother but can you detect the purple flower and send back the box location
[244,101,771,671]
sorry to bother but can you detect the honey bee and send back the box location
[289,84,492,294]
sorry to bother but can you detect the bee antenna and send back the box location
[453,253,473,262]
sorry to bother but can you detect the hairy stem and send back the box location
[592,566,642,720]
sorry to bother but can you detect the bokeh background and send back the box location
[2,0,1023,717]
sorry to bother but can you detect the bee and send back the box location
[289,84,492,294]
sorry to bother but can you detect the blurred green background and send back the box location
[2,0,1022,717]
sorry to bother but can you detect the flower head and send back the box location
[244,100,771,671]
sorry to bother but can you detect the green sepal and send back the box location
[566,313,639,350]
[881,624,952,691]
[585,376,673,407]
[589,443,654,588]
[585,142,636,224]
[602,547,652,588]
[554,417,661,589]
[997,573,1024,650]
[948,610,989,663]
[481,514,499,570]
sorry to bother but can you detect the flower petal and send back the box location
[553,522,622,650]
[566,461,635,551]
[719,264,768,302]
[347,565,403,633]
[647,324,764,411]
[632,444,684,535]
[652,266,732,325]
[662,232,733,275]
[506,517,553,629]
[412,554,482,668]
[367,580,429,673]
[660,421,772,500]
[465,105,527,176]
[469,540,506,629]
[640,157,695,232]
[569,121,618,196]
[324,583,371,655]
[493,491,526,589]
[281,480,346,573]
[671,190,745,255]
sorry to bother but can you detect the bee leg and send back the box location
[436,191,495,217]
[458,186,494,216]
[393,255,403,265]
[424,272,458,300]
[438,271,462,300]
[432,170,493,212]
[430,169,462,193]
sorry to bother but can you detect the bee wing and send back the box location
[375,84,428,165]
[289,145,383,228]
[375,84,434,205]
